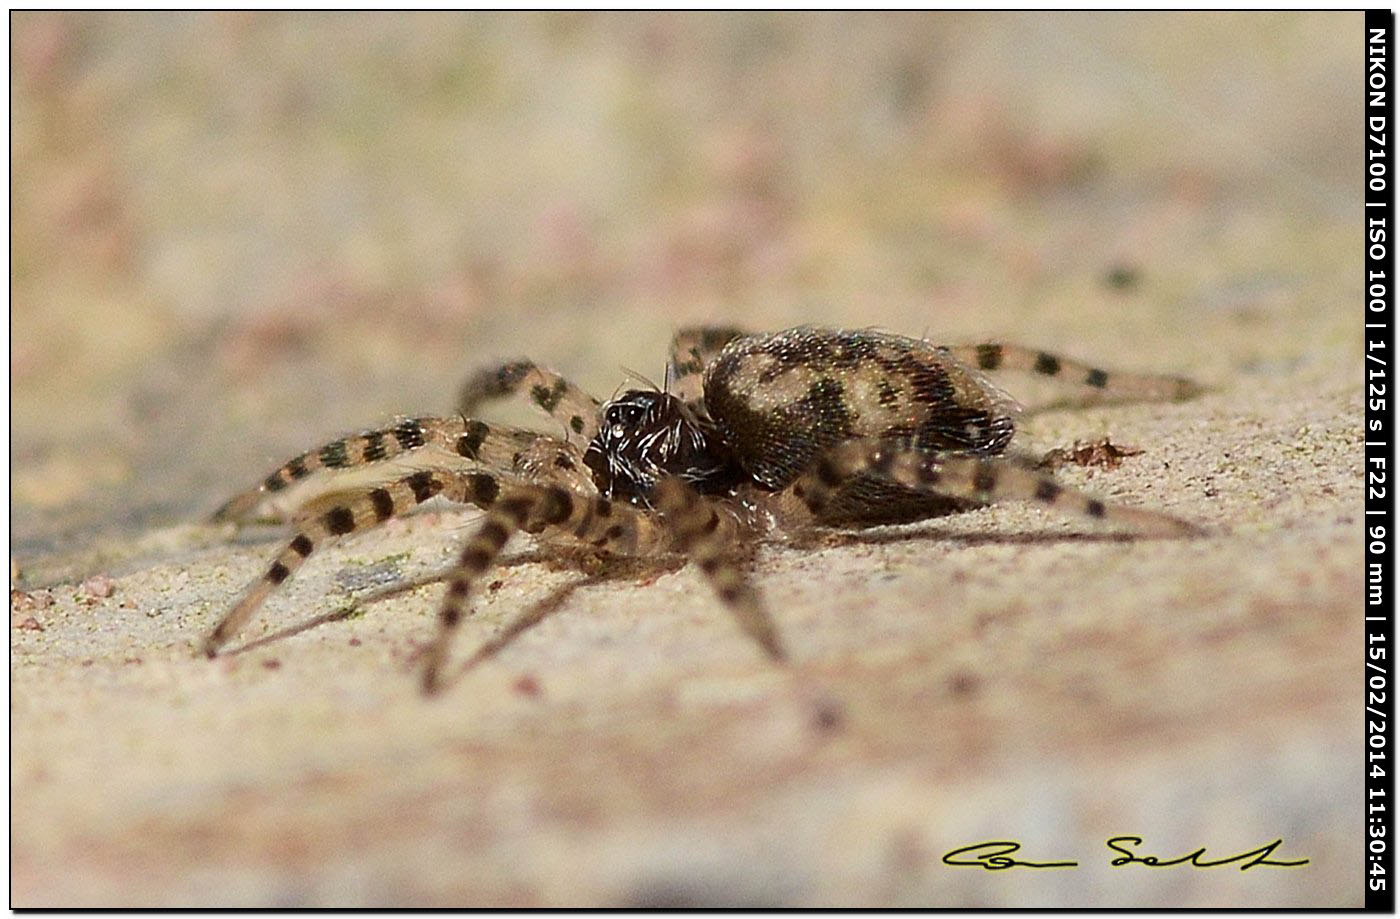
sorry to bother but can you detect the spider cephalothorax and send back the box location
[206,324,1202,695]
[583,390,744,506]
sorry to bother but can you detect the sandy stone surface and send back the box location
[11,13,1363,907]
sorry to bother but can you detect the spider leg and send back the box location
[652,476,786,662]
[211,416,541,522]
[420,484,667,695]
[945,342,1203,403]
[203,467,504,657]
[457,360,601,447]
[666,325,748,405]
[787,439,1202,537]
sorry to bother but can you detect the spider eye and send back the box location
[606,402,646,429]
[610,423,626,439]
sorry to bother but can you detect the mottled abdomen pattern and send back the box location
[704,327,1016,492]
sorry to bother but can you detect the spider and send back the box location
[203,325,1203,694]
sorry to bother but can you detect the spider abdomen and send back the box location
[702,326,1016,490]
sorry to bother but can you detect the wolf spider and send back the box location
[204,325,1202,694]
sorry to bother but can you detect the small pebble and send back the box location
[513,674,542,697]
[948,671,980,697]
[1104,264,1140,290]
[810,698,845,733]
[15,616,44,632]
[10,588,53,613]
[82,575,115,598]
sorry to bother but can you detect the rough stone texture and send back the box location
[11,12,1362,907]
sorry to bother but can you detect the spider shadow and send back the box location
[426,524,1157,691]
[221,605,361,657]
[215,550,544,658]
[430,554,686,692]
[219,549,686,687]
[782,521,1156,553]
[215,549,561,658]
[219,517,1182,669]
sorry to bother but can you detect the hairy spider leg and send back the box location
[652,476,785,662]
[205,467,499,656]
[787,439,1203,538]
[665,325,749,406]
[211,416,543,522]
[421,484,667,695]
[457,360,602,447]
[945,343,1203,403]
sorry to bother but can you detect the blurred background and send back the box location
[11,11,1358,578]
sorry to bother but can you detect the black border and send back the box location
[1365,8,1395,914]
